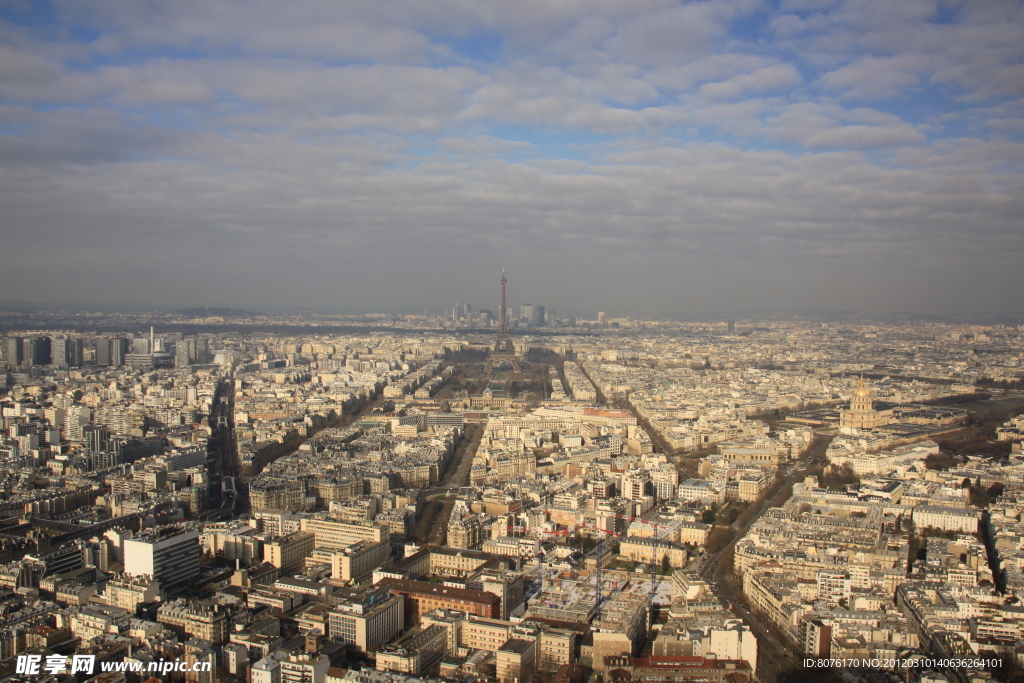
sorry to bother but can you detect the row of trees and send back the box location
[975,377,1024,391]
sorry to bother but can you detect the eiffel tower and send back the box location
[486,271,521,372]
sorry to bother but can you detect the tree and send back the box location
[820,463,859,490]
[578,534,597,553]
[661,554,671,575]
[705,526,733,555]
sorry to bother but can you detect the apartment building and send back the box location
[300,517,390,550]
[123,526,201,589]
[327,586,404,655]
[263,531,316,572]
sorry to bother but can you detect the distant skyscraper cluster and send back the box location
[448,294,554,328]
[6,335,62,367]
[3,331,211,371]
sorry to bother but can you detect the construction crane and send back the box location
[533,528,571,597]
[578,525,617,620]
[529,522,619,620]
[632,518,672,599]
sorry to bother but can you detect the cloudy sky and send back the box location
[1,0,1023,318]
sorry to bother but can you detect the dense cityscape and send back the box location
[3,3,1024,683]
[0,273,1023,683]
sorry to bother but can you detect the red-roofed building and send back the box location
[377,577,500,626]
[604,656,753,683]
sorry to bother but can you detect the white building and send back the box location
[912,505,981,534]
[281,652,330,683]
[124,526,201,589]
[252,652,288,683]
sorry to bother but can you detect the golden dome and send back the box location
[854,376,870,397]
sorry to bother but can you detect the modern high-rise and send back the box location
[82,424,109,453]
[175,339,192,367]
[111,337,128,366]
[5,336,23,366]
[95,337,111,366]
[96,336,128,366]
[51,336,82,366]
[195,338,210,364]
[132,337,152,355]
[51,337,70,366]
[64,404,91,442]
[530,305,544,327]
[69,337,82,366]
[124,526,201,589]
[26,337,50,365]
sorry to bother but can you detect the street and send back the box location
[702,433,835,682]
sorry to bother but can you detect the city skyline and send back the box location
[1,2,1023,317]
[0,266,1020,325]
[2,272,1024,680]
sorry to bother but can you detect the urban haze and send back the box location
[2,4,1024,683]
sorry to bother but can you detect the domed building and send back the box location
[839,377,893,430]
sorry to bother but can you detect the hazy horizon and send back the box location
[1,298,1021,327]
[2,1,1023,318]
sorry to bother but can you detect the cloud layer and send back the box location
[1,0,1023,317]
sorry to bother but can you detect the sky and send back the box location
[1,0,1023,319]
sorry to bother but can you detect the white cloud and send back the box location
[0,0,1022,314]
[768,102,925,149]
[801,124,924,148]
[604,0,753,66]
[819,56,923,99]
[698,64,802,100]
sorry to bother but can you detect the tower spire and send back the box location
[500,271,508,337]
[487,270,521,372]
